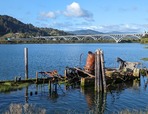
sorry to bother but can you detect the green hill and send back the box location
[0,15,69,38]
[67,29,104,35]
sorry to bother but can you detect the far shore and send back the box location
[0,39,141,44]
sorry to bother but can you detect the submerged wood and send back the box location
[81,77,95,87]
[73,68,138,87]
[65,54,140,89]
[0,78,52,84]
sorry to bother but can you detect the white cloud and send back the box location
[64,2,83,17]
[40,11,56,18]
[39,2,93,21]
[64,2,93,21]
[50,21,73,28]
[74,24,147,33]
[37,19,148,33]
[96,24,147,33]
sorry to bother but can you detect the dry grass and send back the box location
[4,103,46,114]
[116,109,148,114]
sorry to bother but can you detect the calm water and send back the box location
[0,43,148,113]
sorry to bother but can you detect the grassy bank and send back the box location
[0,82,29,92]
[141,38,148,44]
[141,58,148,61]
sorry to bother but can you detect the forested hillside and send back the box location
[0,15,69,38]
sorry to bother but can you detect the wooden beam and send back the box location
[74,67,95,78]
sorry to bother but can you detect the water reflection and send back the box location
[81,87,95,109]
[1,76,147,114]
[94,92,107,114]
[80,78,144,113]
[133,79,140,90]
[81,87,107,113]
[24,82,66,103]
[141,76,148,91]
[3,103,46,114]
[25,87,28,103]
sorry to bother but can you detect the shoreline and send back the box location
[0,40,141,44]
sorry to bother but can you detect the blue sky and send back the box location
[0,0,148,33]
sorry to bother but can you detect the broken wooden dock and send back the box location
[65,49,142,92]
[0,48,146,94]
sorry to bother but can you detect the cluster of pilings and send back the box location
[95,49,106,93]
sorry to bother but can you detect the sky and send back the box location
[0,0,148,33]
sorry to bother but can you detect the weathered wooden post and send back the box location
[36,72,38,83]
[95,49,106,92]
[95,49,102,92]
[64,69,67,77]
[100,50,106,93]
[49,80,52,95]
[24,48,28,80]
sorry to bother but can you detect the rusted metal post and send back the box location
[24,48,28,80]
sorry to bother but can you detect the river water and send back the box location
[0,43,148,113]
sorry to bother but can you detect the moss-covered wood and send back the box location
[0,82,29,92]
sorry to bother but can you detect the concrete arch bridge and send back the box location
[36,33,145,43]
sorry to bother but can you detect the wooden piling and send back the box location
[95,50,101,92]
[49,80,52,95]
[95,49,106,92]
[36,72,38,83]
[24,48,28,80]
[64,69,67,77]
[100,50,106,92]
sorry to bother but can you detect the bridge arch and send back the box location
[69,36,81,40]
[100,35,123,43]
[82,35,96,40]
[58,36,68,40]
[47,36,55,40]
